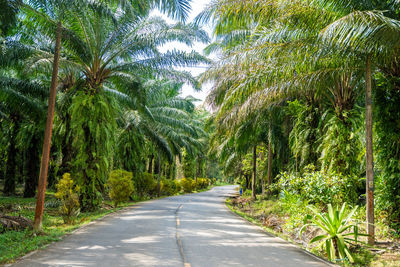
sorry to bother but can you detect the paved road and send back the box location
[12,186,330,267]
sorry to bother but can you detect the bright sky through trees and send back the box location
[151,0,212,104]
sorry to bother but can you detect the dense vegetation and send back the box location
[198,0,400,263]
[0,0,221,213]
[2,0,400,265]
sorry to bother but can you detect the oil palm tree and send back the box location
[24,1,208,210]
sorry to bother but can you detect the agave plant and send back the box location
[300,203,363,263]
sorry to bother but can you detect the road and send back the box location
[11,186,330,267]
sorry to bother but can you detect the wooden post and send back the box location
[365,55,375,245]
[33,21,62,231]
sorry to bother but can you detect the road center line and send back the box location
[175,204,190,267]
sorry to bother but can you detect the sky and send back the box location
[150,0,213,105]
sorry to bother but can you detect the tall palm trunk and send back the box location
[156,154,161,197]
[34,21,62,231]
[59,113,73,177]
[23,135,40,198]
[251,145,257,200]
[4,118,19,195]
[267,140,272,194]
[365,55,375,245]
[148,154,154,173]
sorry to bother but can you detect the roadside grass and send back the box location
[226,195,400,267]
[0,183,223,264]
[0,192,135,264]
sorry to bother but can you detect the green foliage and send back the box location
[107,170,134,207]
[287,100,321,172]
[301,203,362,263]
[54,173,80,224]
[318,107,364,176]
[194,178,210,190]
[180,177,193,193]
[274,166,361,206]
[70,92,116,211]
[133,172,157,198]
[160,178,177,196]
[279,190,309,232]
[374,73,400,230]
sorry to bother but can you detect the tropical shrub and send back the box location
[181,178,193,193]
[107,170,134,207]
[301,203,362,263]
[280,190,309,232]
[55,173,80,224]
[174,180,182,193]
[160,178,177,196]
[274,166,361,206]
[191,179,197,191]
[374,73,400,230]
[195,178,210,190]
[133,172,157,198]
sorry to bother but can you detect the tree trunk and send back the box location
[148,154,154,173]
[23,135,40,198]
[365,55,375,245]
[261,148,265,196]
[156,154,161,197]
[34,21,62,231]
[4,119,18,195]
[251,145,257,200]
[58,113,73,177]
[267,140,272,195]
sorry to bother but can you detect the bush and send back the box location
[160,178,177,196]
[133,172,157,198]
[107,170,134,207]
[55,173,80,224]
[191,179,197,191]
[301,203,362,263]
[174,180,182,193]
[181,178,193,193]
[274,165,361,206]
[195,178,210,190]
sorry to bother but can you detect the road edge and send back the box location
[223,197,338,267]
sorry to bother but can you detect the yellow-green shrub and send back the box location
[55,173,80,224]
[181,178,193,193]
[174,180,182,192]
[133,172,157,197]
[196,178,210,189]
[160,178,177,196]
[191,179,197,190]
[107,170,134,207]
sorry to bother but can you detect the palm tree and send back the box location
[115,79,205,175]
[0,0,21,36]
[317,3,400,245]
[24,1,208,211]
[0,40,47,196]
[201,0,385,243]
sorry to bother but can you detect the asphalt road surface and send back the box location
[11,186,331,267]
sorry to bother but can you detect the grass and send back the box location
[226,194,400,267]
[0,192,136,264]
[0,183,224,264]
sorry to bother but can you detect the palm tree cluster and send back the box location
[201,0,400,243]
[0,0,218,220]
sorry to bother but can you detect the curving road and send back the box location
[11,186,331,267]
